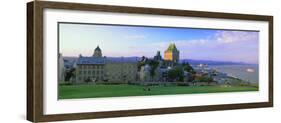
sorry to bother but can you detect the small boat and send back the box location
[246,68,255,73]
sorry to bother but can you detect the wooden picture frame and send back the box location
[27,1,273,122]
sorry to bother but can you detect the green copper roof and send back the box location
[166,43,178,52]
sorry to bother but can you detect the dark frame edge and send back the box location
[37,102,271,122]
[27,1,45,122]
[27,1,35,122]
[268,16,274,107]
[38,1,272,21]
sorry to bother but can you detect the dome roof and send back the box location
[95,46,101,51]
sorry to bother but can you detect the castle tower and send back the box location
[164,43,179,63]
[154,51,162,61]
[93,45,102,57]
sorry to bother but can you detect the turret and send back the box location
[93,45,102,57]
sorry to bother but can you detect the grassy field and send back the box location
[59,84,258,99]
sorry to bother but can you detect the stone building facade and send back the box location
[75,46,138,83]
[105,58,138,83]
[58,53,65,82]
[75,56,106,83]
[164,43,179,63]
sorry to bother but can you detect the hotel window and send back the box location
[83,71,86,74]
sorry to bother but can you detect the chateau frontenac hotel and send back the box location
[59,43,181,83]
[164,43,179,63]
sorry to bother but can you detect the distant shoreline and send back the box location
[209,64,259,84]
[62,56,256,66]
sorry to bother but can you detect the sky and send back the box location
[59,23,259,64]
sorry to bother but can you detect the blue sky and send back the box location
[59,23,259,64]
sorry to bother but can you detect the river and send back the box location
[209,64,259,83]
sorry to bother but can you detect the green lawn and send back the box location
[59,84,258,99]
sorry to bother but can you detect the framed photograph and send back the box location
[27,1,273,122]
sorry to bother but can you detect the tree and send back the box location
[138,56,147,71]
[85,77,91,83]
[195,75,213,82]
[185,73,195,82]
[148,60,159,79]
[168,66,184,82]
[183,62,195,74]
[64,68,75,81]
[137,61,145,71]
